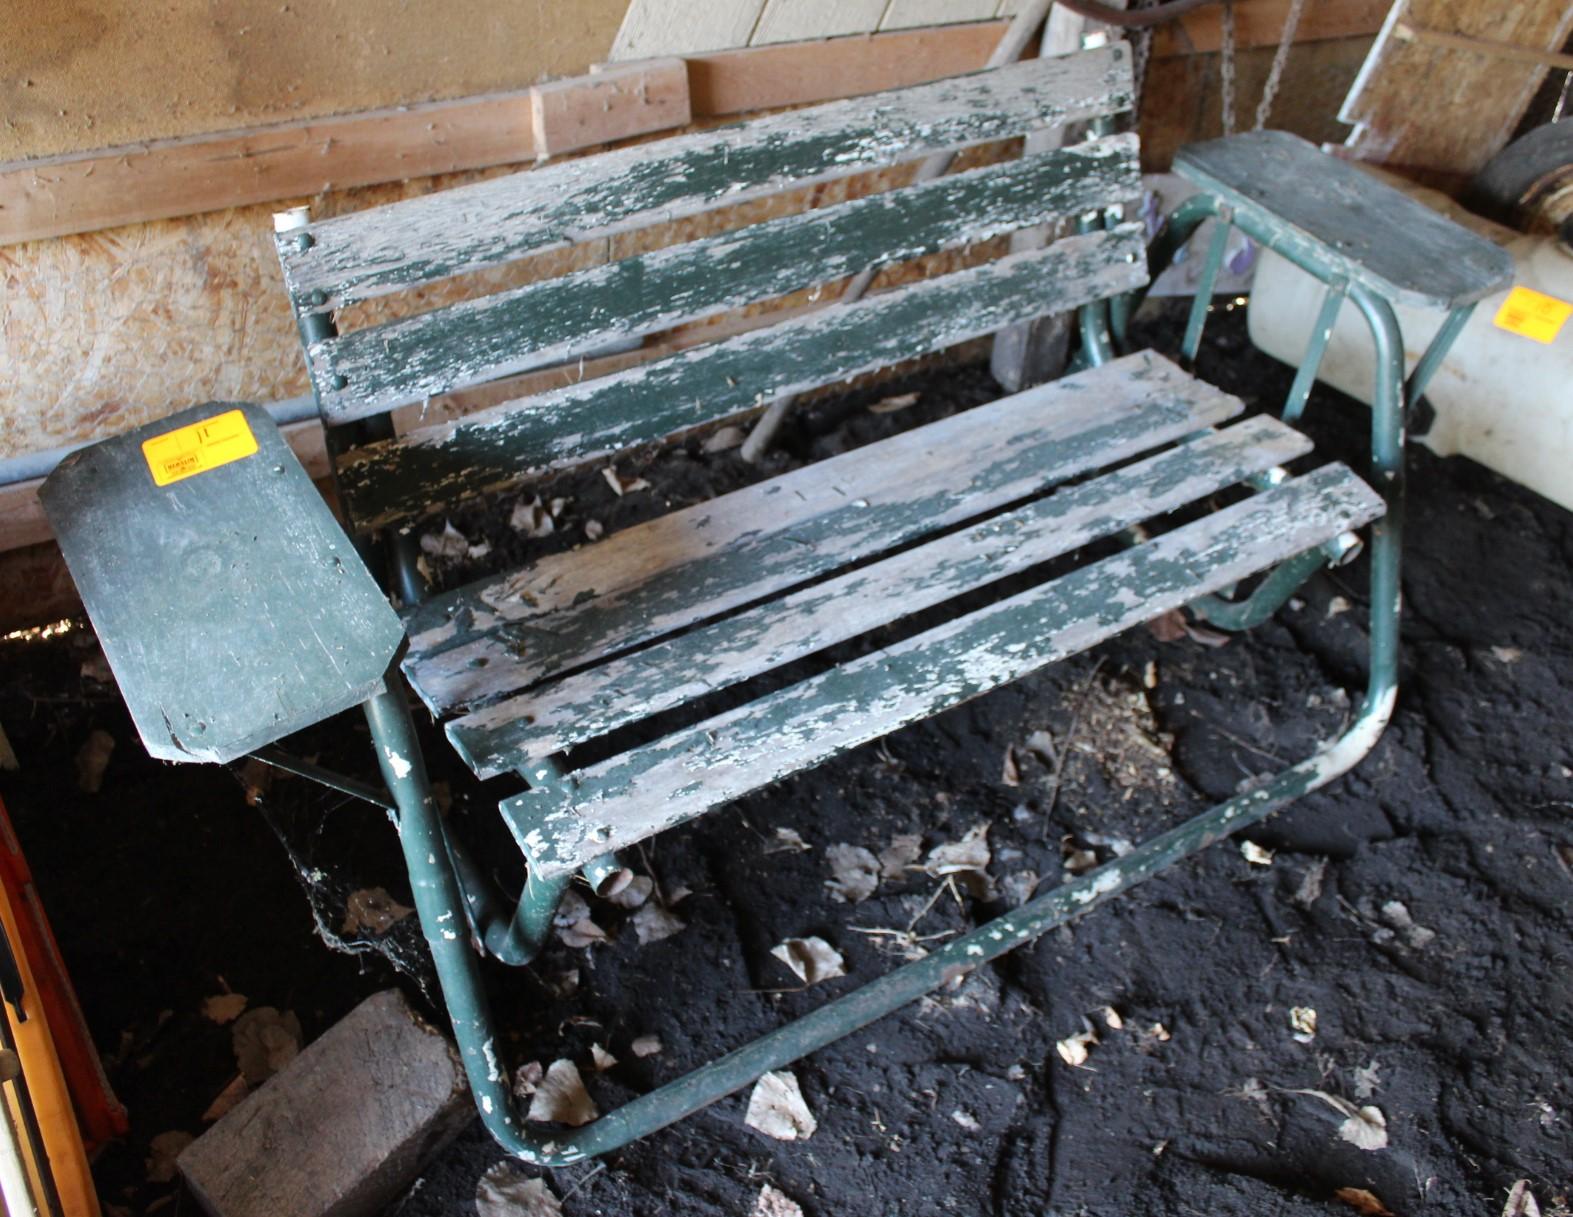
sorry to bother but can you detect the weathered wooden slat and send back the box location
[339,225,1148,528]
[311,135,1140,420]
[1175,131,1514,310]
[449,415,1313,777]
[401,349,1236,714]
[500,463,1386,879]
[278,47,1134,309]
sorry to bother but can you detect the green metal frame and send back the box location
[318,183,1473,1164]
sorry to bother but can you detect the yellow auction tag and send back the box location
[1492,285,1572,345]
[141,409,259,487]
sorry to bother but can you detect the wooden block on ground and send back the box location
[179,990,471,1217]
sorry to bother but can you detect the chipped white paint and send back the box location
[383,747,413,780]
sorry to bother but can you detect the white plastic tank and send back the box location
[1247,178,1573,513]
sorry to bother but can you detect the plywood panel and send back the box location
[611,0,769,60]
[880,1,999,30]
[751,0,890,44]
[1,0,631,162]
[1339,0,1573,176]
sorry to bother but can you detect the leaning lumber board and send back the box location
[401,349,1236,713]
[336,225,1148,529]
[502,463,1386,878]
[0,61,689,249]
[449,415,1310,776]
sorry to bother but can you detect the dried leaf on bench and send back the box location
[825,843,881,903]
[1502,1180,1542,1217]
[341,887,414,936]
[75,728,114,793]
[631,900,686,944]
[602,467,651,496]
[232,1006,302,1084]
[527,1060,598,1126]
[589,1043,618,1071]
[879,833,923,880]
[1334,1187,1393,1216]
[770,936,846,986]
[868,391,919,414]
[145,1130,194,1183]
[201,992,248,1025]
[631,1035,663,1058]
[752,1183,806,1217]
[744,1070,817,1141]
[476,1163,562,1217]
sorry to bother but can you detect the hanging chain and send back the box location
[1254,0,1310,130]
[1219,0,1237,136]
[1129,0,1160,119]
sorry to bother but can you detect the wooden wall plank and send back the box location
[610,0,769,60]
[1339,0,1573,176]
[880,1,999,31]
[751,0,891,45]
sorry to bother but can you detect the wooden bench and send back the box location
[41,43,1511,1163]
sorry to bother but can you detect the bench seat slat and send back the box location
[501,463,1385,879]
[449,415,1313,778]
[340,225,1148,530]
[402,350,1238,714]
[313,135,1140,421]
[279,47,1134,310]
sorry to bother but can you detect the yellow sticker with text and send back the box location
[1492,285,1572,345]
[142,409,259,487]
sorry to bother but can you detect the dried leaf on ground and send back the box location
[925,824,990,876]
[1024,728,1057,764]
[341,887,414,936]
[607,874,653,910]
[1241,840,1275,867]
[232,1006,302,1084]
[1503,1181,1542,1217]
[1001,870,1039,907]
[1293,858,1327,906]
[513,1060,544,1098]
[1145,607,1230,647]
[1292,1089,1389,1151]
[1055,1028,1098,1067]
[868,391,920,414]
[553,890,609,948]
[201,1075,249,1122]
[1101,1006,1124,1030]
[753,1183,806,1217]
[631,901,686,944]
[1351,1059,1382,1099]
[1001,745,1021,786]
[825,843,881,903]
[1334,1186,1393,1216]
[631,1035,662,1058]
[1289,1006,1317,1043]
[475,1163,562,1217]
[878,833,923,880]
[765,827,811,854]
[546,970,579,999]
[770,936,846,986]
[201,992,247,1025]
[1061,837,1098,875]
[744,1070,817,1141]
[526,1060,598,1126]
[602,467,651,496]
[1379,900,1436,949]
[75,728,115,793]
[145,1130,194,1183]
[589,1043,617,1071]
[702,425,747,453]
[509,495,563,538]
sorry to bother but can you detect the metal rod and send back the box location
[1405,303,1476,406]
[1282,280,1346,423]
[1189,546,1327,630]
[249,746,397,811]
[1180,217,1232,365]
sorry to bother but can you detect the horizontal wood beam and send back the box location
[1151,0,1386,57]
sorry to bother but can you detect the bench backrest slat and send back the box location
[337,224,1147,529]
[313,133,1139,422]
[277,46,1133,311]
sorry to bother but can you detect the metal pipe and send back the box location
[1405,303,1476,406]
[1282,279,1347,423]
[1180,217,1233,366]
[249,746,397,812]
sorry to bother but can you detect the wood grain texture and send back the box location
[278,47,1135,309]
[1175,131,1514,309]
[1152,0,1387,57]
[312,136,1139,419]
[337,226,1148,529]
[529,59,691,158]
[449,415,1310,777]
[38,403,404,764]
[502,463,1385,878]
[610,0,770,60]
[1339,0,1573,176]
[402,350,1235,714]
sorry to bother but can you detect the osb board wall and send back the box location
[0,0,630,161]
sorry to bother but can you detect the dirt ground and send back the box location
[1,303,1569,1217]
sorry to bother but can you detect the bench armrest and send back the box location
[40,403,404,764]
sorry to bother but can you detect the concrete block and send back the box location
[179,989,472,1217]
